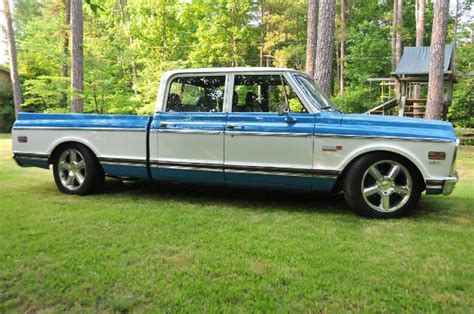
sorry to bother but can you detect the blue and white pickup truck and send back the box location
[12,68,459,218]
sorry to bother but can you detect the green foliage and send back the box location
[448,78,474,128]
[332,87,378,113]
[11,0,473,120]
[0,90,14,132]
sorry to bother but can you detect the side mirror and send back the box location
[278,103,289,116]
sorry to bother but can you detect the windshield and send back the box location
[293,74,341,113]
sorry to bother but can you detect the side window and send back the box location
[166,76,225,112]
[232,75,307,113]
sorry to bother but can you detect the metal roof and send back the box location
[393,45,453,76]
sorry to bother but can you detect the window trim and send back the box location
[162,73,229,113]
[157,70,319,114]
[227,72,316,114]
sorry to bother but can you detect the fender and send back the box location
[338,143,429,180]
[47,136,101,160]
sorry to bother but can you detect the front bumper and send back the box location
[442,171,458,195]
[425,171,459,195]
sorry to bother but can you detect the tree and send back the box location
[338,0,345,95]
[2,0,22,117]
[391,0,397,70]
[413,0,425,116]
[70,0,83,113]
[60,0,70,108]
[305,0,318,77]
[426,0,450,120]
[314,0,336,95]
[395,0,403,66]
[415,0,425,47]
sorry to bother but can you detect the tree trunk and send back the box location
[426,0,450,120]
[70,0,83,113]
[339,0,345,95]
[60,0,70,109]
[259,0,264,67]
[118,0,137,95]
[305,0,318,77]
[265,5,272,67]
[415,0,425,47]
[452,0,459,74]
[391,0,398,71]
[314,0,336,96]
[413,0,425,117]
[395,0,403,66]
[2,0,22,117]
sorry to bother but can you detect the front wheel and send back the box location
[343,153,422,218]
[53,144,105,195]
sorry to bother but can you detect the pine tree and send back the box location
[305,0,318,77]
[426,0,450,120]
[2,0,22,117]
[70,0,83,113]
[314,0,336,95]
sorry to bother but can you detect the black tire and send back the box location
[343,152,423,218]
[53,143,105,195]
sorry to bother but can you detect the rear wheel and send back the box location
[53,144,104,195]
[343,153,422,218]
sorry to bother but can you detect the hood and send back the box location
[338,113,456,142]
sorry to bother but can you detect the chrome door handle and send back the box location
[227,124,244,129]
[285,116,297,123]
[160,122,175,127]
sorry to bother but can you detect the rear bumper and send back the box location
[425,172,458,195]
[12,153,50,169]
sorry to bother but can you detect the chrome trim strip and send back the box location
[315,133,454,143]
[224,169,312,177]
[426,185,443,189]
[154,165,222,172]
[98,158,340,177]
[13,126,146,132]
[225,131,313,137]
[150,160,222,169]
[101,162,147,167]
[98,157,147,165]
[154,129,222,135]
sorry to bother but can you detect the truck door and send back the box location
[223,73,315,190]
[149,74,228,183]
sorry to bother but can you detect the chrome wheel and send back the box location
[361,160,412,213]
[58,148,86,191]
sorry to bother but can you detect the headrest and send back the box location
[233,91,239,106]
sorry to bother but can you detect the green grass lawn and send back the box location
[1,134,473,312]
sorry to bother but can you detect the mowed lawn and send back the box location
[0,133,473,312]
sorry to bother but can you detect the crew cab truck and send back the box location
[12,68,459,218]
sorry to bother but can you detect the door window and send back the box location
[232,75,307,113]
[166,76,225,112]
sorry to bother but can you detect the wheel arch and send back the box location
[48,139,100,164]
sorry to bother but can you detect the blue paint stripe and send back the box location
[157,168,224,182]
[14,112,456,142]
[14,112,150,129]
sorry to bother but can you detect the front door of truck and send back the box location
[223,73,315,190]
[150,74,228,183]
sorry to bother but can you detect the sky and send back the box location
[0,1,473,67]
